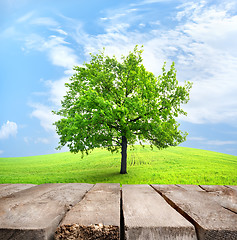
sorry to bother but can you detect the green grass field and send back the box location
[0,146,236,185]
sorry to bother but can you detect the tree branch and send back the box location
[102,84,121,106]
[128,103,174,123]
[125,69,131,98]
[111,138,121,145]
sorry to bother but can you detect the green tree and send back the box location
[53,46,192,174]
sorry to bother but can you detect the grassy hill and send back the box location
[0,146,236,185]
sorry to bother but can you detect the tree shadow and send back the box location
[88,170,128,184]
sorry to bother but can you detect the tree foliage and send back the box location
[53,46,192,173]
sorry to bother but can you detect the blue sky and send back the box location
[0,0,237,157]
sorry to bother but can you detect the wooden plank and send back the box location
[200,185,237,213]
[0,184,35,198]
[0,183,93,240]
[122,185,197,240]
[225,185,237,191]
[0,184,10,187]
[55,183,120,240]
[176,184,204,192]
[200,185,228,192]
[152,184,237,240]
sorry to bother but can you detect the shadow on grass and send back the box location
[75,168,132,185]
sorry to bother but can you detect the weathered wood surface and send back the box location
[200,185,237,213]
[0,183,93,240]
[0,184,35,198]
[227,185,237,191]
[152,184,237,240]
[55,183,120,240]
[176,184,204,192]
[122,185,197,240]
[0,183,237,240]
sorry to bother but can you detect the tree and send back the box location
[53,46,192,174]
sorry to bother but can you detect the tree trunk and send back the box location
[120,136,127,174]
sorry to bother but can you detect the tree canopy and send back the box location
[53,46,192,174]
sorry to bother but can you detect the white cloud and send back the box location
[188,137,206,141]
[24,0,237,136]
[105,23,130,33]
[23,136,31,143]
[207,140,237,146]
[176,3,237,56]
[29,76,72,133]
[45,77,69,106]
[24,34,46,51]
[139,23,146,27]
[100,8,137,21]
[29,74,76,134]
[99,7,139,30]
[73,23,143,64]
[51,28,68,36]
[142,0,169,3]
[34,137,50,144]
[70,1,237,126]
[150,20,160,25]
[1,26,17,38]
[0,121,18,139]
[49,44,78,69]
[174,2,237,124]
[0,150,3,155]
[25,34,78,133]
[30,103,60,132]
[30,17,58,26]
[17,11,34,23]
[24,136,50,144]
[24,34,79,70]
[131,0,172,6]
